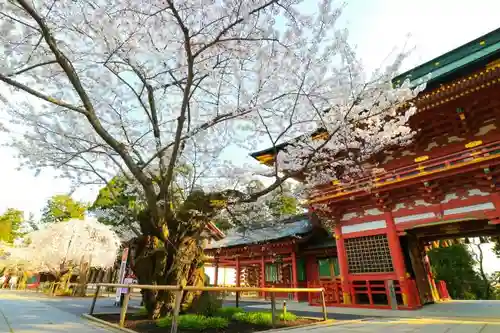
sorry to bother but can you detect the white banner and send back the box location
[115,247,129,304]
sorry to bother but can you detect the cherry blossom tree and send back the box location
[0,0,422,317]
[0,217,121,294]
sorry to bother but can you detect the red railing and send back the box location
[308,278,422,310]
[308,279,343,305]
[310,140,500,202]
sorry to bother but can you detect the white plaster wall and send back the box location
[341,220,386,234]
[204,266,236,286]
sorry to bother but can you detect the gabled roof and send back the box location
[250,27,500,165]
[392,27,500,89]
[205,214,313,249]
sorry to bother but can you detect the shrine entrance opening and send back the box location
[401,218,500,306]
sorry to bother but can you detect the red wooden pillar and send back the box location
[214,258,219,286]
[291,250,298,301]
[490,192,500,212]
[260,255,265,298]
[334,223,351,304]
[384,211,410,306]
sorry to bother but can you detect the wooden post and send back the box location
[89,285,101,315]
[236,256,241,308]
[320,289,328,321]
[50,282,57,297]
[260,255,265,299]
[214,258,219,286]
[334,223,351,305]
[291,251,298,301]
[170,289,184,333]
[119,287,131,328]
[387,280,398,310]
[283,300,287,323]
[270,293,276,328]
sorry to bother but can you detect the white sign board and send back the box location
[115,247,129,304]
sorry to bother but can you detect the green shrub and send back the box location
[233,312,273,325]
[187,291,224,316]
[233,311,298,325]
[214,307,244,319]
[157,314,229,330]
[279,311,297,321]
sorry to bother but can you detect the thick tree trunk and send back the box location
[130,233,206,319]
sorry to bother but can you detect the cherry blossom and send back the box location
[0,0,422,235]
[1,218,121,274]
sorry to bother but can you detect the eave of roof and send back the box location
[250,27,500,164]
[392,27,500,89]
[205,214,312,249]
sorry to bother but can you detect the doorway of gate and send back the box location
[400,218,500,306]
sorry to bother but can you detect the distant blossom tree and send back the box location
[0,0,423,317]
[1,217,121,294]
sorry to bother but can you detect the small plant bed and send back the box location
[93,307,318,333]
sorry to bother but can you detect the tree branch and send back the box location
[8,60,58,77]
[0,73,87,114]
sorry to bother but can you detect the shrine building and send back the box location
[205,27,500,310]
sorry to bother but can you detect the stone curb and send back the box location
[82,313,137,333]
[264,319,336,332]
[82,312,347,333]
[398,316,500,324]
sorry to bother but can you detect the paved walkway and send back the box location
[3,290,500,333]
[233,297,500,321]
[0,292,117,333]
[274,318,500,332]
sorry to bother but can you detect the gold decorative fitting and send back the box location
[312,131,329,140]
[257,154,274,163]
[459,113,466,120]
[465,140,483,149]
[210,199,227,208]
[486,59,500,69]
[332,180,340,185]
[414,155,429,163]
[480,40,486,45]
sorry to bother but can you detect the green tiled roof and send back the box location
[393,27,500,88]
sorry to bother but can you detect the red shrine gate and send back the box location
[245,28,500,309]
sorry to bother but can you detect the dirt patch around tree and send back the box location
[93,313,319,333]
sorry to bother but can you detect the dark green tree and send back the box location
[41,194,88,224]
[0,208,24,243]
[491,236,500,258]
[89,176,143,236]
[428,243,486,300]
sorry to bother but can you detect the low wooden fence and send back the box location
[88,283,327,333]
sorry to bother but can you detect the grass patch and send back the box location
[232,311,298,325]
[280,312,298,321]
[157,314,229,330]
[214,307,244,319]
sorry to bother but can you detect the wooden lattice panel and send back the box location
[345,235,394,273]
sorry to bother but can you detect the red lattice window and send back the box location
[345,235,394,273]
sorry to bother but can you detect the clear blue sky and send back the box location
[0,0,499,272]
